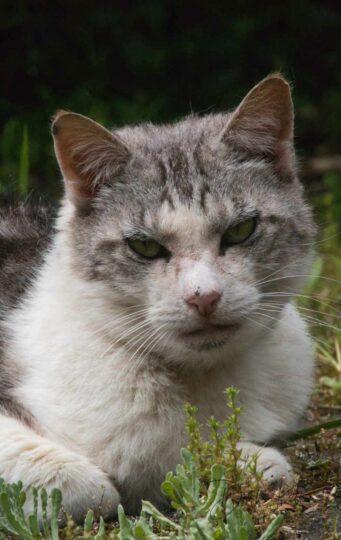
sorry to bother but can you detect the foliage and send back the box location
[0,480,108,540]
[0,479,61,540]
[118,457,282,540]
[0,2,340,194]
[298,175,341,404]
[0,450,284,540]
[185,389,262,493]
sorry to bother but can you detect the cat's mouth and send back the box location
[179,322,240,349]
[182,323,239,336]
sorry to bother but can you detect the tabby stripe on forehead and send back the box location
[158,159,167,186]
[199,182,211,211]
[160,187,175,209]
[168,147,189,180]
[167,147,195,202]
[193,140,207,178]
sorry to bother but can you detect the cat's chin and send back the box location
[178,323,240,351]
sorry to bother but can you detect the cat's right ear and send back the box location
[220,74,294,178]
[52,111,130,208]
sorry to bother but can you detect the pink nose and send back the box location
[186,291,222,318]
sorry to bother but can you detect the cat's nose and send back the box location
[186,291,222,318]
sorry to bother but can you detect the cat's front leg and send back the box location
[238,441,293,485]
[0,413,120,522]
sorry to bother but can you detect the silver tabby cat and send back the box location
[0,74,315,520]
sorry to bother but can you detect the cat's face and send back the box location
[52,75,315,363]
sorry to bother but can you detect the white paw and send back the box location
[238,442,293,486]
[23,454,120,523]
[61,472,120,522]
[254,447,293,485]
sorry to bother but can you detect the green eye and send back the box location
[222,218,257,246]
[127,238,166,259]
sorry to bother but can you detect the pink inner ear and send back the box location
[54,136,98,200]
[275,139,295,179]
[52,112,130,207]
[222,75,295,176]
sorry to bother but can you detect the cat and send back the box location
[0,74,316,521]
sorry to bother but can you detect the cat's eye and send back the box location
[221,218,257,247]
[127,238,167,259]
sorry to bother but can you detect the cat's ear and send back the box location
[52,111,130,207]
[221,74,294,176]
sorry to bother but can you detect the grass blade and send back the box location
[287,418,341,443]
[18,125,29,195]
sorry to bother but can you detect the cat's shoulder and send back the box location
[0,199,55,243]
[0,199,56,310]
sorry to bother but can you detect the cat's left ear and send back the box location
[221,74,294,177]
[52,111,130,208]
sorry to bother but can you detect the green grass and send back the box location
[18,126,30,196]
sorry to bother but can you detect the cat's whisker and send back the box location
[125,326,160,360]
[86,307,153,342]
[258,274,341,288]
[250,246,327,288]
[139,329,171,371]
[137,327,171,367]
[103,325,161,380]
[147,328,171,358]
[132,328,170,374]
[139,325,169,356]
[296,230,341,247]
[99,318,158,359]
[261,291,340,310]
[97,315,159,356]
[119,320,165,357]
[124,324,169,373]
[250,310,337,349]
[258,301,341,320]
[256,304,341,332]
[241,314,272,333]
[252,258,306,288]
[89,314,152,354]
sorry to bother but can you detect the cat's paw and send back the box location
[21,447,120,523]
[61,471,120,523]
[238,442,293,486]
[253,447,293,486]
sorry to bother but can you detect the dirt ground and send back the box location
[279,403,340,539]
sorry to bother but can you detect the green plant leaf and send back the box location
[287,417,341,442]
[141,500,181,531]
[133,520,159,539]
[93,516,106,540]
[258,514,284,540]
[118,504,135,539]
[50,488,62,540]
[83,509,95,535]
[225,499,256,540]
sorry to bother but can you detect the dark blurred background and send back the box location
[0,0,340,222]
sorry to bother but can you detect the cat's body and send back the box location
[0,75,315,520]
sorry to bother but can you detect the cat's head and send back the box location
[52,74,315,365]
